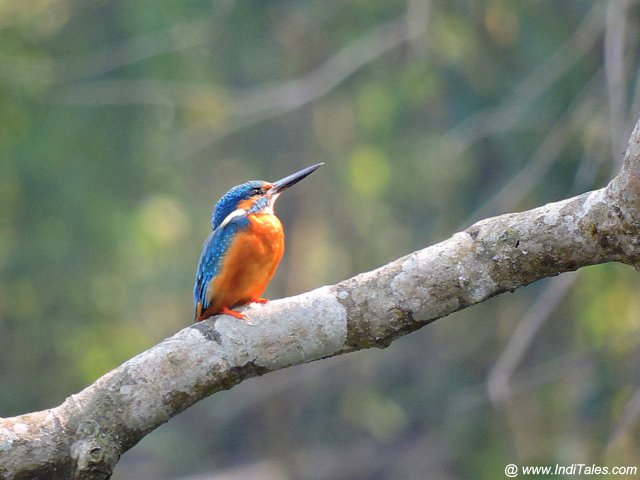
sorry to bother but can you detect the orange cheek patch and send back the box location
[238,197,256,210]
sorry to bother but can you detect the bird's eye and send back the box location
[252,187,262,195]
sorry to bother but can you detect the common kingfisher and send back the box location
[193,163,323,321]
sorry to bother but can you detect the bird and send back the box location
[193,163,323,321]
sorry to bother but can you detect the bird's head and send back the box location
[211,163,323,230]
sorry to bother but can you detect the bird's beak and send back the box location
[269,163,324,199]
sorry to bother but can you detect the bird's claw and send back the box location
[221,306,256,325]
[249,297,269,304]
[221,306,245,319]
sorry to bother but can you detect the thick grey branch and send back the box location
[2,121,640,479]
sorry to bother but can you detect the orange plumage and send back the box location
[193,163,323,321]
[202,212,284,319]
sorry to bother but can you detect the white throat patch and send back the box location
[218,208,246,229]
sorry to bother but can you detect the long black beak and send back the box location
[270,163,323,195]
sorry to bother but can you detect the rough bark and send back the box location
[2,120,640,479]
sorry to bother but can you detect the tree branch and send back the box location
[2,120,640,479]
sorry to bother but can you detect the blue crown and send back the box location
[211,180,265,230]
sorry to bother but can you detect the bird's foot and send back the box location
[249,297,269,304]
[221,306,245,319]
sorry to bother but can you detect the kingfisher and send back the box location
[193,163,323,321]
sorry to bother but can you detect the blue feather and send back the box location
[194,214,250,312]
[211,180,264,230]
[196,178,269,318]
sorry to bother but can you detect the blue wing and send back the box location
[193,214,249,316]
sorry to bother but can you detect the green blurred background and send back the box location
[2,1,640,478]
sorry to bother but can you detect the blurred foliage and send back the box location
[2,0,640,479]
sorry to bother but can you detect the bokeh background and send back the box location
[2,1,640,479]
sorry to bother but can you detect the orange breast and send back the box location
[206,212,284,314]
